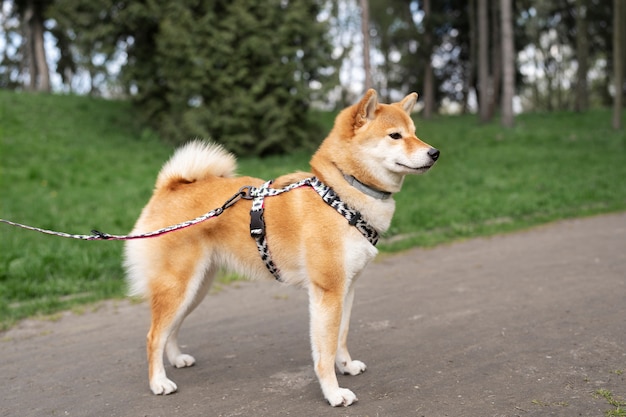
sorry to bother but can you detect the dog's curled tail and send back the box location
[156,140,237,189]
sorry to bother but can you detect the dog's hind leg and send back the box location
[335,281,366,376]
[165,265,217,369]
[147,254,213,395]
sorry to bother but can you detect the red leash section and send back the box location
[0,186,253,241]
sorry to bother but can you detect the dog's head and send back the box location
[325,89,439,193]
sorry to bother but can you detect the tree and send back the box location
[168,0,336,155]
[477,0,490,122]
[360,0,372,91]
[48,0,122,96]
[465,0,477,114]
[501,0,514,127]
[367,0,413,103]
[47,0,337,155]
[487,0,501,119]
[515,0,614,112]
[367,0,472,115]
[12,0,52,91]
[574,0,589,112]
[0,2,21,89]
[422,0,434,119]
[613,0,623,130]
[326,0,362,106]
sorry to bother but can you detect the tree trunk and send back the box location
[613,0,623,129]
[360,0,372,92]
[465,0,477,114]
[32,9,50,92]
[21,2,36,91]
[500,0,514,127]
[478,0,490,123]
[422,0,434,119]
[488,0,501,120]
[575,0,589,112]
[22,0,50,92]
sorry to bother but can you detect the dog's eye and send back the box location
[389,132,402,140]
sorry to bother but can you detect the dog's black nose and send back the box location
[428,148,440,161]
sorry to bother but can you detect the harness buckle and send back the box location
[250,209,265,237]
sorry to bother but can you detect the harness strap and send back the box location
[249,180,280,280]
[307,177,379,246]
[249,177,379,281]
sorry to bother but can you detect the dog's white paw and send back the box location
[325,387,358,407]
[150,376,178,395]
[338,359,367,376]
[172,354,196,368]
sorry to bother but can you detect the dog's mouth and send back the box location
[396,162,433,172]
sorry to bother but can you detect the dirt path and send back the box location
[2,213,625,417]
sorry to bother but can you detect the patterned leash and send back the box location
[1,176,378,253]
[0,186,254,241]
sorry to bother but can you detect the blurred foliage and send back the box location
[46,0,337,155]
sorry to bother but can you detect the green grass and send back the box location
[595,389,626,417]
[0,91,170,329]
[385,110,626,249]
[1,90,625,330]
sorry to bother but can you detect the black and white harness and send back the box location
[0,176,380,283]
[248,177,379,281]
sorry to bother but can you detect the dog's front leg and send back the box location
[336,282,366,376]
[308,282,358,407]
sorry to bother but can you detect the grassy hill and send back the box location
[1,90,625,329]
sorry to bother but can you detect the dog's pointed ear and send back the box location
[399,92,418,115]
[354,89,378,128]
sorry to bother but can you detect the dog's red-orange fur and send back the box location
[124,90,438,406]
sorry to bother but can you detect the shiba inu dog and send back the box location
[124,89,439,406]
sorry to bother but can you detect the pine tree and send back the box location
[49,0,337,155]
[130,0,336,155]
